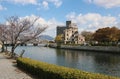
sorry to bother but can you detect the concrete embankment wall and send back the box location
[49,44,120,53]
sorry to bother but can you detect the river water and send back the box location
[9,46,120,77]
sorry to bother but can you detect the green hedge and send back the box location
[17,58,119,79]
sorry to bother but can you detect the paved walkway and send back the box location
[0,53,35,79]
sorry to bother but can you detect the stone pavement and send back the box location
[0,53,35,79]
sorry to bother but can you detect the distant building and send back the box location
[56,21,85,44]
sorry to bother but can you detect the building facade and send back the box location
[56,21,85,44]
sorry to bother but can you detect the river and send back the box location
[8,46,120,77]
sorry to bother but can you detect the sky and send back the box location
[0,0,120,37]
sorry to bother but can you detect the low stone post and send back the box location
[20,50,25,58]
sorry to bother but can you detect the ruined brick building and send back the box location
[56,21,85,44]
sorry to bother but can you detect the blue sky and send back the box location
[0,0,120,37]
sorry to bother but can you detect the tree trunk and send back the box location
[11,44,18,58]
[5,45,7,52]
[5,41,8,52]
[11,46,15,57]
[1,41,5,52]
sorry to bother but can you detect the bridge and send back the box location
[4,39,49,46]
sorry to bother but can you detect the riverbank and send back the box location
[0,53,36,79]
[17,57,120,79]
[6,46,120,77]
[49,44,120,53]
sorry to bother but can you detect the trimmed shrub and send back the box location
[17,58,119,79]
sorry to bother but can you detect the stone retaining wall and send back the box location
[49,44,120,53]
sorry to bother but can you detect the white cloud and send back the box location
[43,18,64,37]
[0,0,63,11]
[66,12,117,32]
[118,14,120,17]
[49,0,62,7]
[21,15,63,37]
[7,0,37,5]
[44,0,62,8]
[47,18,64,30]
[0,0,38,11]
[10,0,63,8]
[42,1,49,9]
[86,0,120,8]
[0,5,7,11]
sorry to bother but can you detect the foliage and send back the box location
[93,27,120,43]
[55,34,63,48]
[55,34,63,43]
[117,30,120,41]
[81,31,93,42]
[17,57,119,79]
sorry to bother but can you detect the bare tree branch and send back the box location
[5,16,47,56]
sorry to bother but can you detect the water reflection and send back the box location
[56,49,96,72]
[9,46,120,77]
[93,54,120,76]
[56,49,120,77]
[56,49,80,68]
